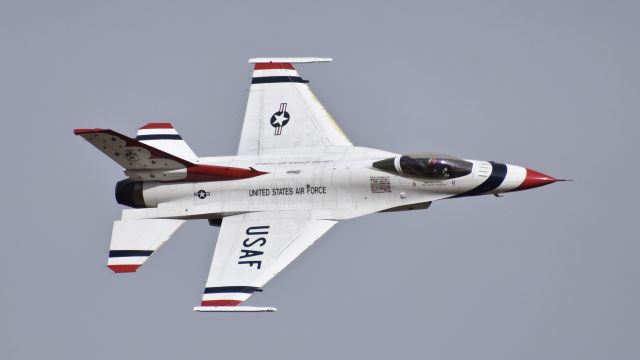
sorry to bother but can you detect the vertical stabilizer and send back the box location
[136,123,198,163]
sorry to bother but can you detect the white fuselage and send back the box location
[124,146,528,222]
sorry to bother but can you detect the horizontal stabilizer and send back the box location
[193,306,277,312]
[108,219,185,273]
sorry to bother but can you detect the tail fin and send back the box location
[136,123,198,163]
[74,126,267,182]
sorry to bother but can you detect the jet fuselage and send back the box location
[117,146,557,222]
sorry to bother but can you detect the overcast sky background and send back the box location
[1,1,638,359]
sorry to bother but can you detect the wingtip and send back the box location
[193,306,277,312]
[248,57,332,64]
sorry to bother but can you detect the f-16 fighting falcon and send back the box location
[75,57,565,312]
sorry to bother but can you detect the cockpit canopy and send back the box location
[372,154,473,180]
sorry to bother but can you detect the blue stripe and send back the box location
[251,76,306,84]
[136,134,182,140]
[453,162,508,198]
[109,250,153,257]
[204,286,262,294]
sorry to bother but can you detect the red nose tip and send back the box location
[516,168,559,191]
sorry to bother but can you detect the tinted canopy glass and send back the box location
[373,155,472,180]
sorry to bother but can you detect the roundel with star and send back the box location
[270,103,290,135]
[270,111,290,128]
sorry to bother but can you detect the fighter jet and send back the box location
[75,57,564,312]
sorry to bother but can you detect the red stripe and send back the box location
[200,300,242,306]
[108,264,140,273]
[186,164,267,182]
[74,128,104,135]
[254,63,294,70]
[140,123,174,129]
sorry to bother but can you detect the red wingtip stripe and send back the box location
[254,62,295,70]
[74,128,104,135]
[108,264,141,273]
[200,300,242,307]
[140,123,174,130]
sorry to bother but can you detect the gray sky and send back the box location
[1,1,639,359]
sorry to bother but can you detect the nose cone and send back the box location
[515,168,559,191]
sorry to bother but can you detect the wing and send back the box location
[236,57,352,155]
[194,210,337,312]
